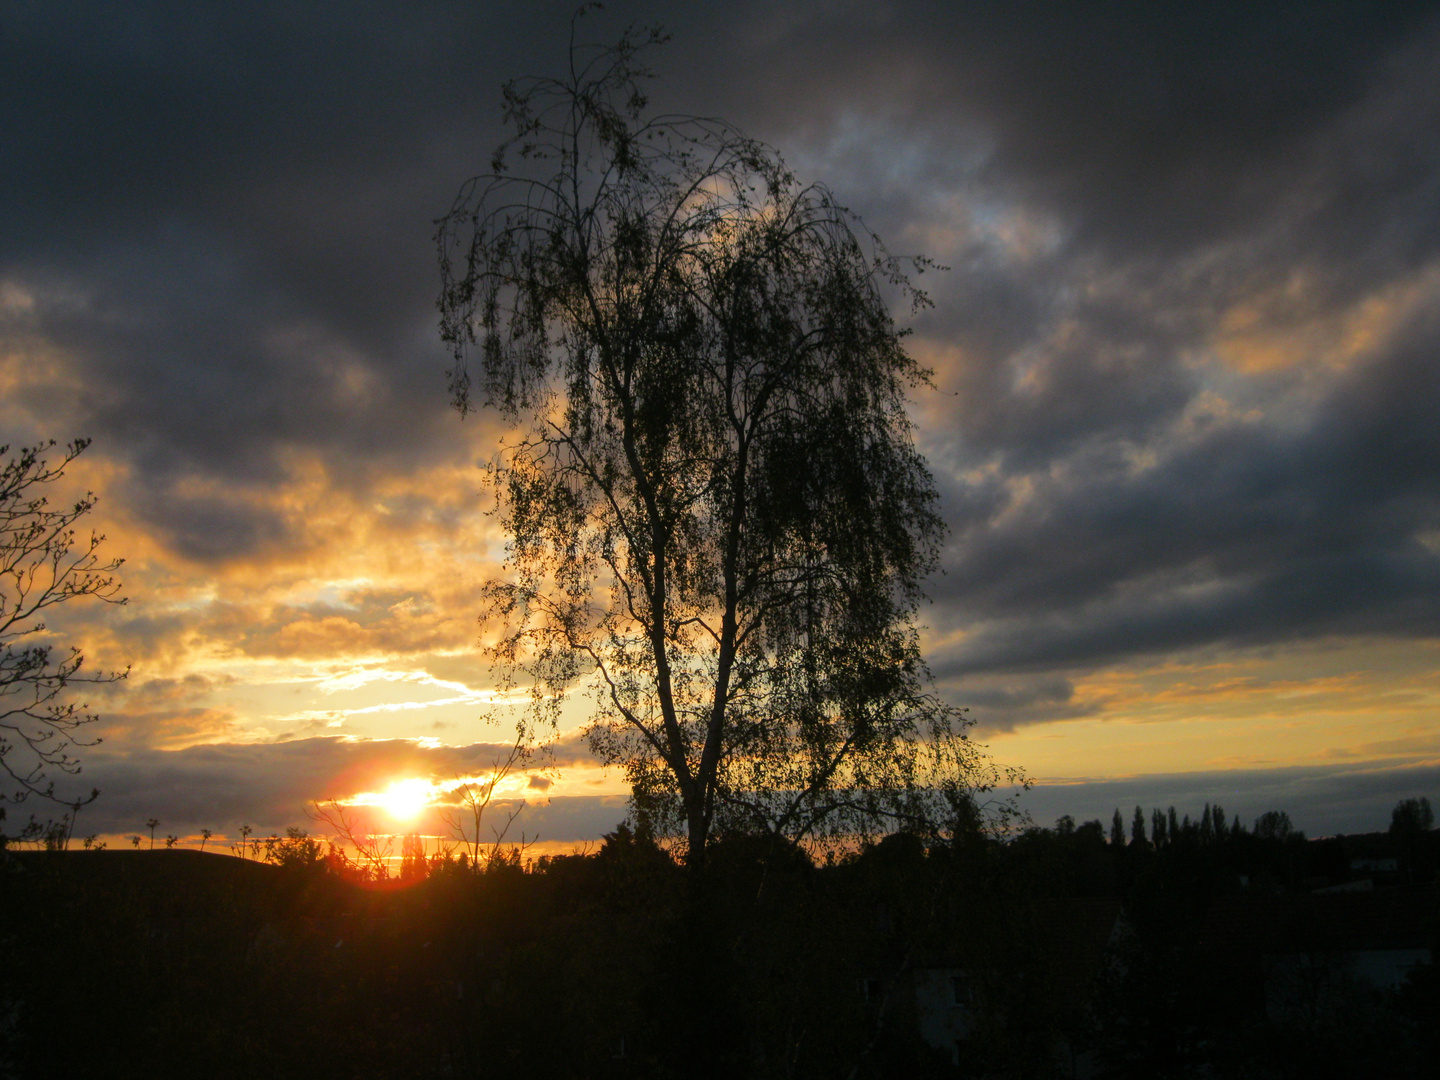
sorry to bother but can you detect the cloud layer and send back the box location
[3,1,1437,839]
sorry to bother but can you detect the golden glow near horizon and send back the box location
[980,638,1440,783]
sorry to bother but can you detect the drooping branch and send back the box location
[437,27,1013,864]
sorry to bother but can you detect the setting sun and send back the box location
[376,778,433,822]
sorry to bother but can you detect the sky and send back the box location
[4,0,1439,847]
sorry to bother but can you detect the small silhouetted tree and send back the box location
[1390,797,1434,878]
[145,817,158,849]
[1130,806,1147,847]
[265,826,324,870]
[399,832,428,882]
[1390,796,1433,837]
[1,439,127,826]
[1254,810,1296,841]
[1111,809,1125,847]
[439,733,529,869]
[199,827,212,852]
[307,801,392,880]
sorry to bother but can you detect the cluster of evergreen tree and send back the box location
[1102,803,1300,850]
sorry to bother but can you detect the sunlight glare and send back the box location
[377,778,433,822]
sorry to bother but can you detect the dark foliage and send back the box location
[5,796,1433,1078]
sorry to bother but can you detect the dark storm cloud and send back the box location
[871,4,1440,694]
[963,2,1437,258]
[709,1,1439,258]
[3,1,582,560]
[931,293,1440,680]
[944,675,1094,732]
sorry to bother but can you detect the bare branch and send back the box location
[437,730,533,871]
[1,440,127,815]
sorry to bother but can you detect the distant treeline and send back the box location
[2,798,1435,1079]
